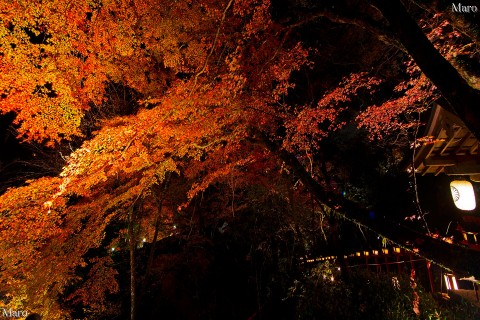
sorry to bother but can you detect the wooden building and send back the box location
[413,103,480,249]
[413,103,480,180]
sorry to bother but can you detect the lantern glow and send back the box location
[444,275,451,290]
[444,274,459,291]
[450,180,476,211]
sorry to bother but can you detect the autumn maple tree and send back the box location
[0,0,479,318]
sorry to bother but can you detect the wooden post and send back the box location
[427,261,435,293]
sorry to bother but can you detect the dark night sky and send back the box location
[0,113,41,193]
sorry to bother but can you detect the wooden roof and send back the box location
[413,104,480,179]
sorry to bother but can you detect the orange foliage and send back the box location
[0,0,309,316]
[0,0,473,317]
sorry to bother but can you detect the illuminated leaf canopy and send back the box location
[1,0,479,317]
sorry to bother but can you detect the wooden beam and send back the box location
[414,143,435,169]
[454,131,473,155]
[433,166,444,176]
[440,127,462,155]
[424,158,456,167]
[471,142,479,154]
[420,166,429,176]
[444,165,480,175]
[424,154,480,166]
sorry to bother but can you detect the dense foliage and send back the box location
[0,0,479,318]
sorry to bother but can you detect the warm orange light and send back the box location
[382,248,389,255]
[443,237,453,244]
[452,276,459,290]
[444,274,459,290]
[393,247,401,254]
[363,251,369,256]
[444,275,451,290]
[372,250,379,255]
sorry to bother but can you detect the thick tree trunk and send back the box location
[145,173,171,280]
[370,0,480,138]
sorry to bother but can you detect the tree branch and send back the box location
[259,132,480,277]
[370,0,480,139]
[190,0,234,95]
[285,9,406,53]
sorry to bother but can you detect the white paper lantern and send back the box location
[450,180,476,211]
